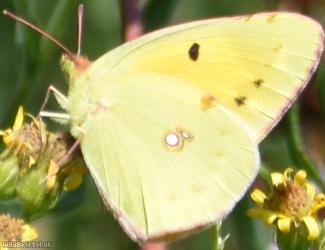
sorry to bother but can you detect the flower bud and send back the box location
[0,149,19,199]
[1,106,86,216]
[16,132,70,216]
[16,161,63,217]
[276,224,311,250]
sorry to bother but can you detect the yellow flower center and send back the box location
[264,181,312,218]
[0,214,24,241]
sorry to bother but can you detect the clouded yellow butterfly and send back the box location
[5,10,324,242]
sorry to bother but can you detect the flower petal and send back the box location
[46,160,59,190]
[310,201,325,214]
[250,189,267,206]
[277,218,291,233]
[263,211,283,225]
[22,224,38,241]
[247,208,279,225]
[0,129,12,145]
[13,106,24,131]
[283,168,293,181]
[246,208,265,218]
[271,172,284,186]
[306,183,316,200]
[315,193,325,203]
[294,170,307,186]
[302,216,320,240]
[64,174,83,191]
[247,208,284,225]
[28,156,36,167]
[2,134,12,145]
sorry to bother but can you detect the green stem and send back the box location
[119,0,143,41]
[141,242,166,250]
[259,164,272,189]
[232,197,264,250]
[209,224,218,250]
[287,104,324,189]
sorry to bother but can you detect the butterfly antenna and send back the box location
[3,10,74,59]
[77,4,84,56]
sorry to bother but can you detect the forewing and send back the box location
[85,12,324,141]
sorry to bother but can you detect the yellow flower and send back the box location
[0,213,37,250]
[0,106,24,146]
[0,106,87,214]
[247,168,325,241]
[0,106,42,167]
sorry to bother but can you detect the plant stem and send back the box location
[141,242,166,250]
[119,0,143,41]
[287,105,324,189]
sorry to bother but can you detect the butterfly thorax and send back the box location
[58,54,94,139]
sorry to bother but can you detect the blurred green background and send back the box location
[0,0,325,249]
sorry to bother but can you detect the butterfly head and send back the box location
[60,54,91,84]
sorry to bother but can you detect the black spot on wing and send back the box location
[235,96,247,106]
[254,79,264,88]
[188,43,200,61]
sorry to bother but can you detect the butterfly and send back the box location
[6,10,324,242]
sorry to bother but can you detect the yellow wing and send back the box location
[85,12,324,142]
[68,72,259,241]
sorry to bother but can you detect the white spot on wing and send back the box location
[162,127,193,151]
[165,133,180,147]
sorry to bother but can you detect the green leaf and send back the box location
[317,61,325,120]
[143,0,181,31]
[39,0,78,66]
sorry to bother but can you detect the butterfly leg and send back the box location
[39,85,69,114]
[57,135,83,168]
[39,111,70,122]
[39,85,70,123]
